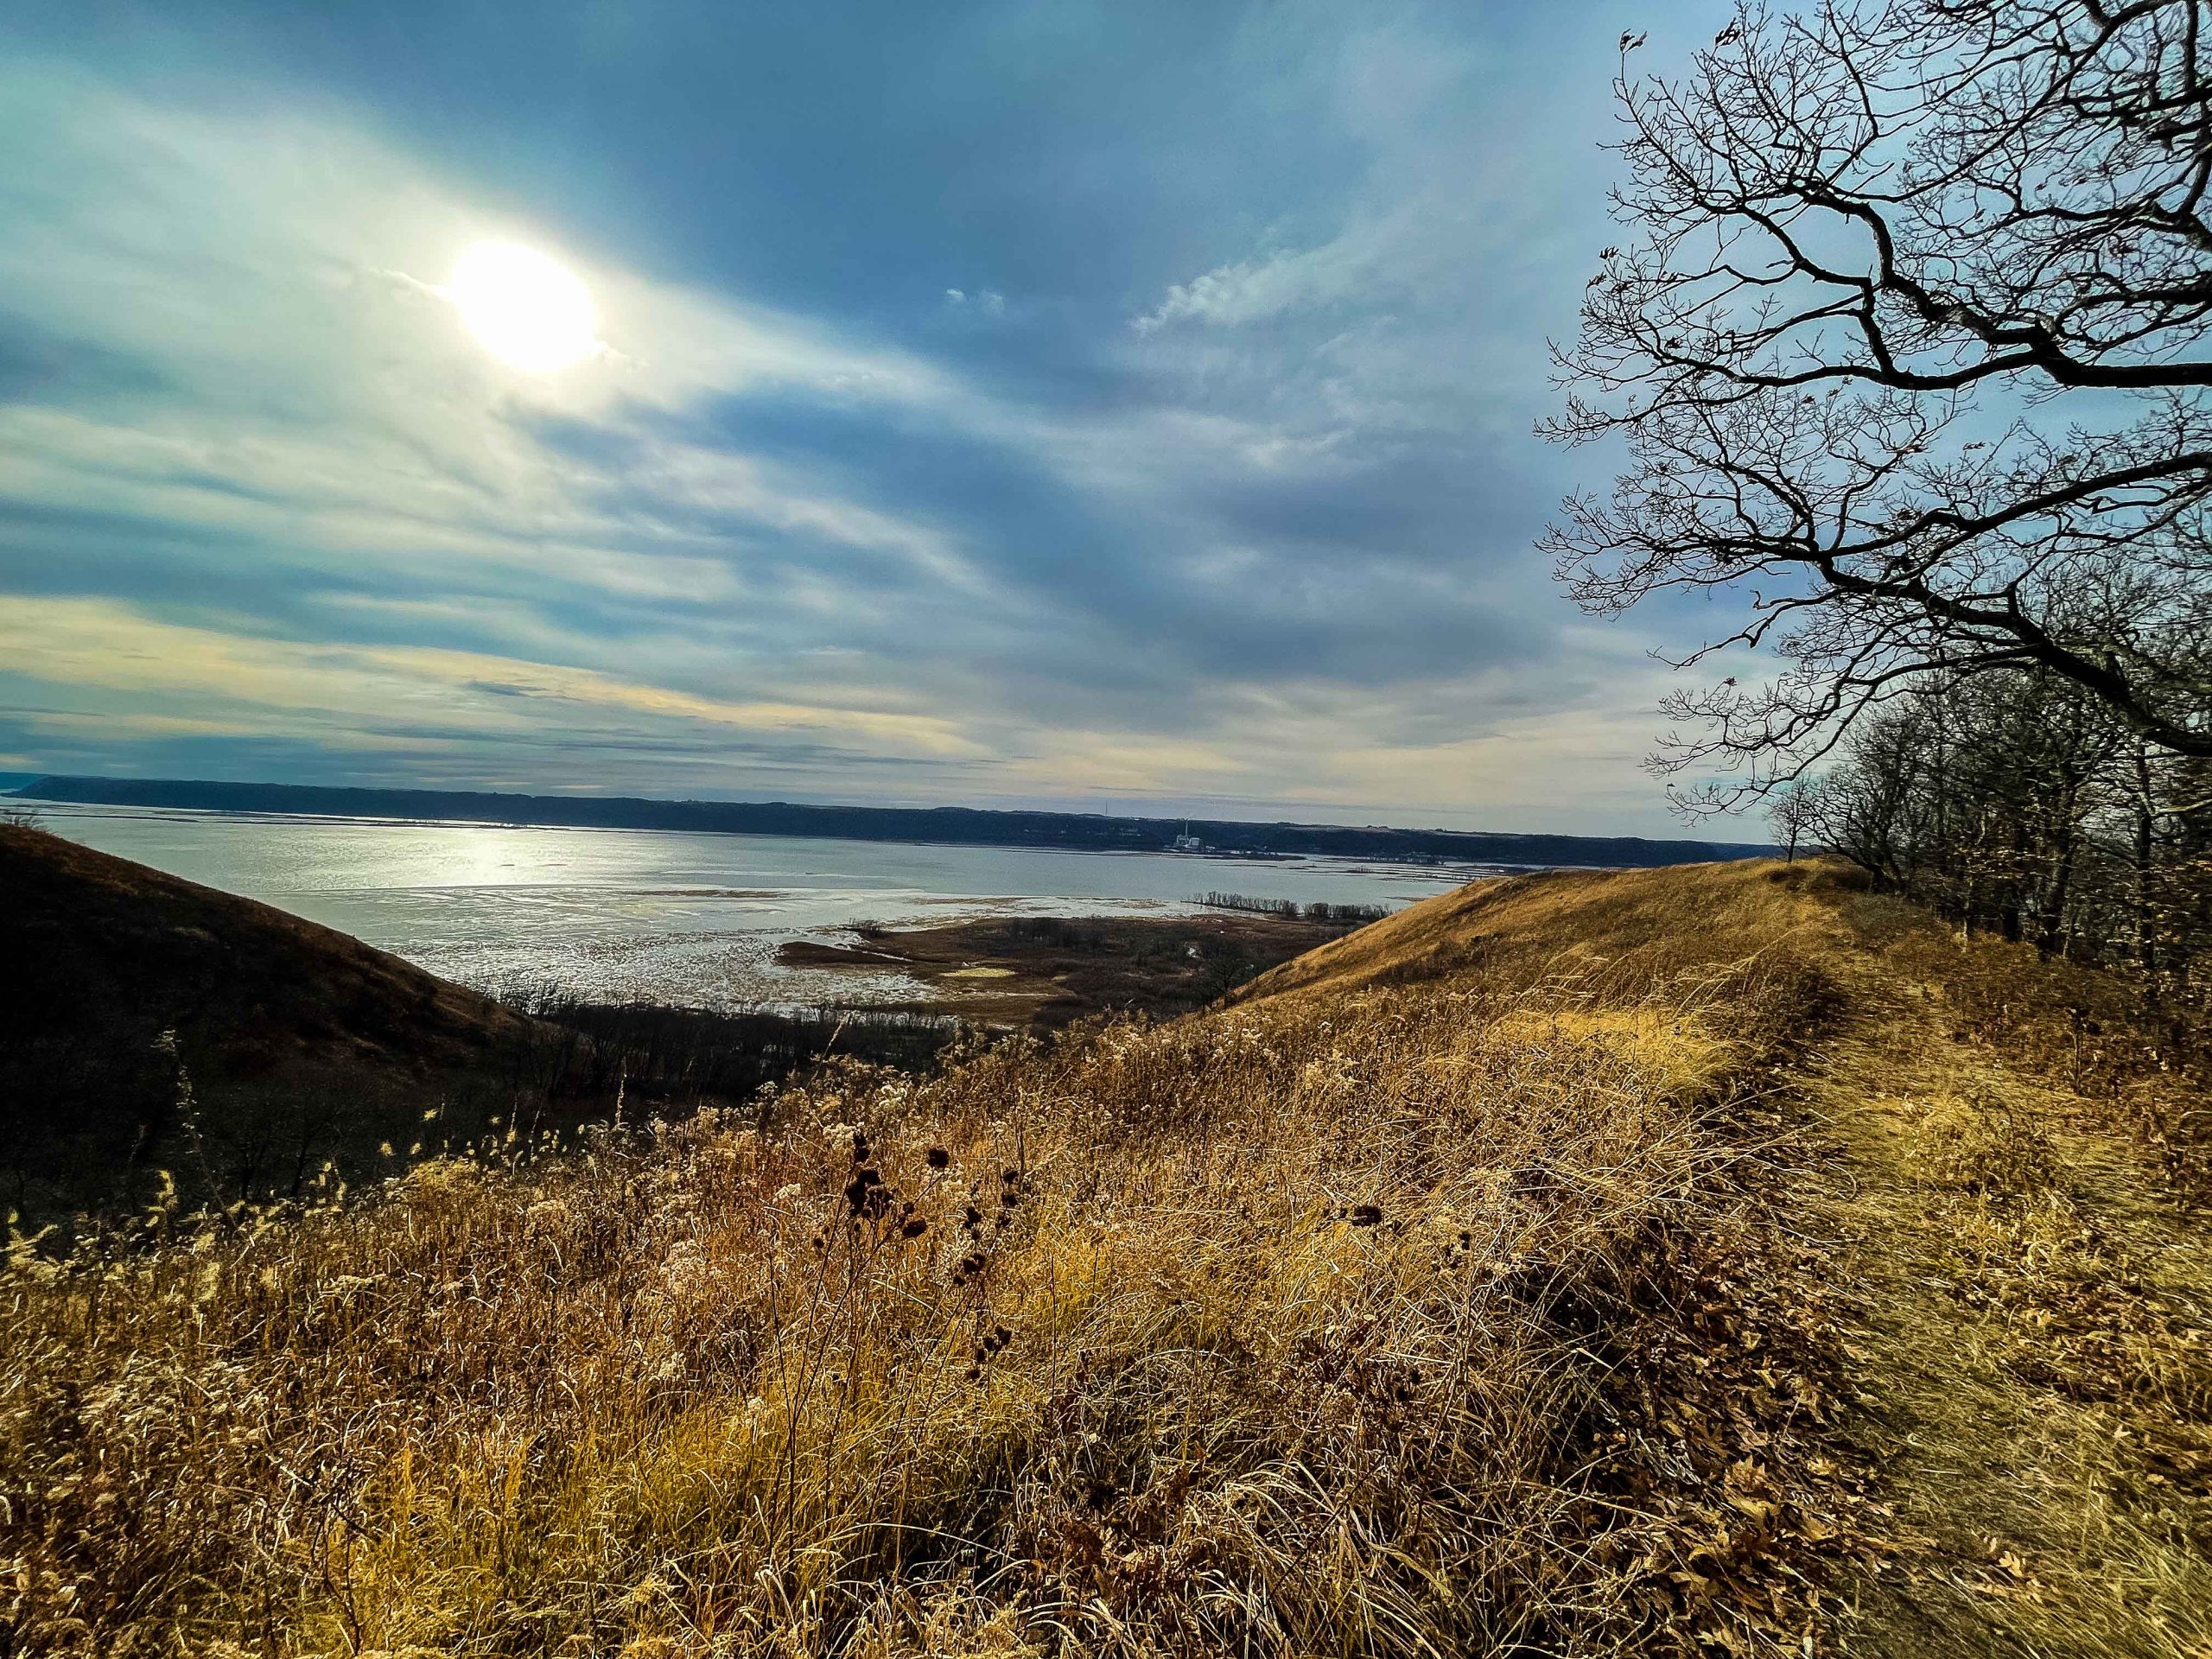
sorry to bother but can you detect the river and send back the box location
[26,801,1489,1010]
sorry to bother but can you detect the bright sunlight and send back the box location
[446,239,597,372]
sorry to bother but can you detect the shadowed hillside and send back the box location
[0,828,971,1230]
[0,823,540,1224]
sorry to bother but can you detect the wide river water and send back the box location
[29,803,1490,1011]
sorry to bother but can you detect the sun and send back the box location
[447,240,598,372]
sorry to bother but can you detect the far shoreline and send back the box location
[10,774,1776,870]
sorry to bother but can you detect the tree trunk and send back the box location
[2133,745,2158,981]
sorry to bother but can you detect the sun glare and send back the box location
[447,240,597,372]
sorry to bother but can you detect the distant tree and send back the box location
[1545,0,2212,810]
[1800,658,2212,993]
[1767,778,1818,861]
[1801,703,1925,885]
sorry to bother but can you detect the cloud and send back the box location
[0,64,1012,636]
[0,594,984,759]
[1134,240,1374,334]
[0,5,1711,834]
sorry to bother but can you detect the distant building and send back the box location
[1169,823,1205,853]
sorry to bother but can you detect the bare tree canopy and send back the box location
[1545,0,2212,808]
[1800,665,2212,989]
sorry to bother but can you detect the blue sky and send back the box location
[0,0,1731,835]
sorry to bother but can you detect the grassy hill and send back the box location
[6,859,2209,1656]
[0,823,542,1226]
[0,827,967,1231]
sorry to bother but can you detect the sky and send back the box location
[0,0,1737,836]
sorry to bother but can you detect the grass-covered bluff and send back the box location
[10,860,2210,1657]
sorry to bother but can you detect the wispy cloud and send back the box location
[1,595,983,760]
[0,1,1710,833]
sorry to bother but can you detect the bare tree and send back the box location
[1545,0,2212,809]
[1767,776,1819,859]
[1799,658,2212,991]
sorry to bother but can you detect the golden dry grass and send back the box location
[3,861,1865,1657]
[22,856,2210,1658]
[1791,908,2212,1659]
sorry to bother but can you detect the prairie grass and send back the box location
[1796,899,2212,1659]
[1837,888,2212,1192]
[2,863,1863,1656]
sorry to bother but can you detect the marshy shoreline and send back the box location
[772,906,1376,1027]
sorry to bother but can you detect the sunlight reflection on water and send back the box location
[33,804,1488,1010]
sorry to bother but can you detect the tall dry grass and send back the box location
[2,863,1857,1657]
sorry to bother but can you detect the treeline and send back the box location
[1785,669,2212,999]
[512,993,963,1121]
[1195,892,1389,925]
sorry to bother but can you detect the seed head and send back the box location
[843,1167,886,1216]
